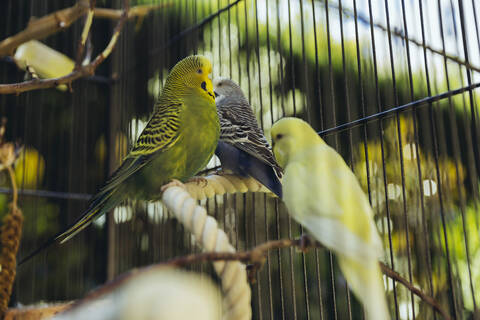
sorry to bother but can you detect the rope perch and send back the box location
[161,174,270,320]
[184,174,270,200]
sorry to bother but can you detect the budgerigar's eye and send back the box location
[197,69,203,74]
[276,134,284,140]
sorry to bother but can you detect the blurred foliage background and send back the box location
[0,0,479,319]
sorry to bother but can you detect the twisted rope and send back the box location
[162,174,271,320]
[184,174,270,200]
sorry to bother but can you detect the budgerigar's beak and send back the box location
[214,91,219,97]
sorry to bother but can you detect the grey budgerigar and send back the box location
[214,77,283,198]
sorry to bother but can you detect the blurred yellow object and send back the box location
[15,148,45,189]
[13,40,74,91]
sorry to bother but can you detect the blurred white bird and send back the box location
[53,268,222,320]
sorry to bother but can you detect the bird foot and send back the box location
[298,234,316,253]
[187,176,209,188]
[246,259,266,284]
[214,167,227,176]
[160,179,185,192]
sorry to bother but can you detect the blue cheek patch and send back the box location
[200,81,215,99]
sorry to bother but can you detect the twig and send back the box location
[0,1,171,59]
[76,0,96,67]
[379,264,451,320]
[93,3,173,20]
[65,237,451,320]
[0,2,129,95]
[0,0,90,57]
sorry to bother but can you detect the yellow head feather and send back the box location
[271,117,324,167]
[159,55,215,104]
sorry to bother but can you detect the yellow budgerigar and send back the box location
[271,117,390,320]
[19,55,219,265]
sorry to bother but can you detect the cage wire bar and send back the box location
[0,0,479,319]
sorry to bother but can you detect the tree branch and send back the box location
[379,264,451,320]
[0,2,129,95]
[0,1,172,59]
[0,0,90,58]
[93,3,173,20]
[65,237,451,320]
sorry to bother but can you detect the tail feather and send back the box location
[17,206,102,266]
[243,155,283,198]
[18,190,118,266]
[338,256,390,320]
[216,142,283,198]
[17,235,59,266]
[56,207,101,244]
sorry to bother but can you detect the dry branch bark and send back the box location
[2,238,452,319]
[0,1,174,94]
[4,303,71,320]
[58,237,452,320]
[94,3,172,19]
[0,0,90,57]
[0,3,128,95]
[0,1,172,59]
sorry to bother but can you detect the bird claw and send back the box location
[160,179,185,192]
[214,168,229,177]
[187,176,209,188]
[246,260,265,284]
[298,234,315,253]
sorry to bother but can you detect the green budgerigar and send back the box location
[19,55,219,265]
[271,117,390,320]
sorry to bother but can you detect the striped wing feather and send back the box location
[217,98,282,178]
[101,103,183,191]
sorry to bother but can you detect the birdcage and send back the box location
[0,0,479,319]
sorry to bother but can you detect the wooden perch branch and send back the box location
[94,3,173,20]
[0,0,90,57]
[0,3,128,95]
[0,1,172,58]
[379,264,452,320]
[60,237,451,320]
